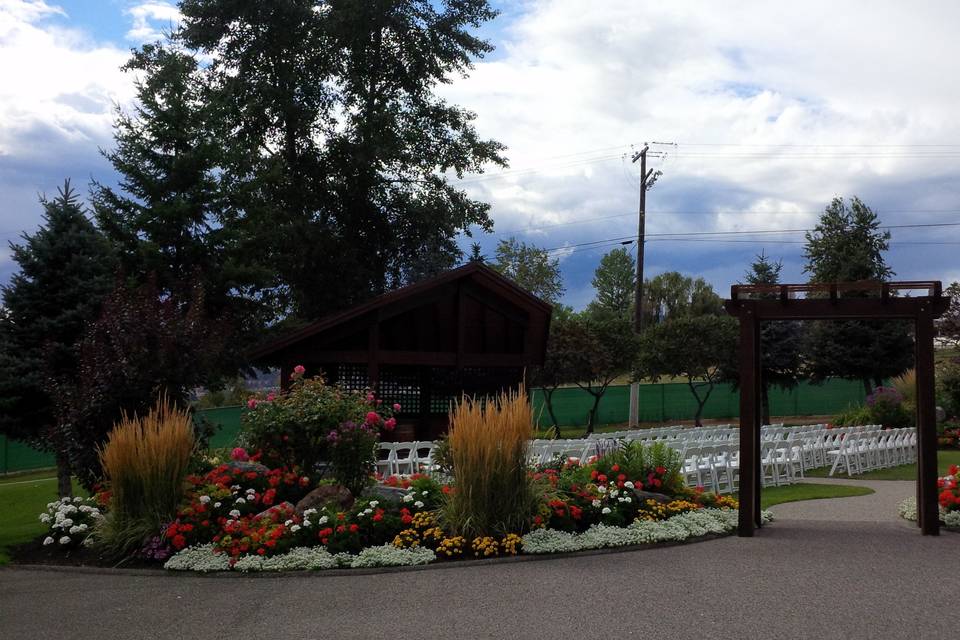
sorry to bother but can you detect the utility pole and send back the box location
[632,145,650,334]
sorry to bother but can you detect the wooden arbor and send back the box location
[248,262,552,440]
[724,281,950,537]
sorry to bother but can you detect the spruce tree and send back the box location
[803,197,913,394]
[742,253,802,424]
[0,182,116,495]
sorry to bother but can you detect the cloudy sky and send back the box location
[2,0,959,309]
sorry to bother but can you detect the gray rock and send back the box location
[361,485,408,503]
[631,489,673,505]
[254,501,295,521]
[223,461,270,476]
[937,406,947,423]
[294,485,354,515]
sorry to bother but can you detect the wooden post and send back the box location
[915,303,940,535]
[737,302,762,536]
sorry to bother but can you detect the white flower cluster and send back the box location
[233,547,344,572]
[348,544,436,568]
[896,496,960,530]
[163,544,231,572]
[521,509,773,554]
[165,543,436,573]
[39,496,102,548]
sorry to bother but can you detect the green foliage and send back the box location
[169,0,504,320]
[832,404,873,427]
[578,441,684,495]
[54,278,227,491]
[634,315,738,427]
[240,374,390,477]
[490,237,565,303]
[802,197,913,391]
[938,282,960,348]
[937,360,960,417]
[865,387,913,428]
[0,182,117,495]
[641,271,723,326]
[587,248,635,319]
[326,420,380,497]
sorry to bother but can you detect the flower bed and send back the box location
[896,464,960,530]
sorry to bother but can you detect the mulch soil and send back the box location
[11,535,165,570]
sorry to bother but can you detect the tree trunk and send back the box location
[863,378,873,397]
[55,445,72,498]
[585,392,603,436]
[542,387,560,438]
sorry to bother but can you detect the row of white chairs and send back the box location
[375,441,437,477]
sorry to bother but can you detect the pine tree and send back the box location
[803,197,913,393]
[0,182,116,495]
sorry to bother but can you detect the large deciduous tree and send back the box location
[587,247,635,320]
[938,281,960,348]
[634,315,738,427]
[641,271,723,325]
[172,0,505,321]
[802,197,913,394]
[0,182,116,496]
[491,237,565,303]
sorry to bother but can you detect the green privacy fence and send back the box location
[0,378,869,473]
[530,378,869,427]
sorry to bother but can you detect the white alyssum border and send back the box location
[897,497,960,529]
[164,508,764,573]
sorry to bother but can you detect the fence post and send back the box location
[628,383,639,427]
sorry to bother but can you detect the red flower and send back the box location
[617,473,626,482]
[655,466,667,475]
[349,524,359,533]
[597,474,608,484]
[373,512,383,522]
[611,464,620,472]
[590,470,599,480]
[257,548,266,555]
[172,535,186,549]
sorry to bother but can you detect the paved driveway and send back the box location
[0,515,954,640]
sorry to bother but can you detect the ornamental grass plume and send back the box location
[441,385,539,538]
[97,393,195,556]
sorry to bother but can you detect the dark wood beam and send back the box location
[737,301,761,537]
[725,297,949,321]
[916,302,940,535]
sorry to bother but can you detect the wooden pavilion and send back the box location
[249,262,552,440]
[725,281,950,536]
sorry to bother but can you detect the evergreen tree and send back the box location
[738,252,803,425]
[802,197,913,393]
[586,247,635,320]
[0,182,116,496]
[490,237,565,303]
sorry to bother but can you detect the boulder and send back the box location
[631,489,673,505]
[361,485,408,503]
[223,461,270,476]
[295,484,354,515]
[254,501,295,522]
[937,406,947,423]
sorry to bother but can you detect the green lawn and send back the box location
[0,472,82,565]
[804,449,960,481]
[757,483,875,510]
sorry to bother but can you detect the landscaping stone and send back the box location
[254,502,295,521]
[295,485,354,515]
[223,461,270,475]
[937,406,946,422]
[631,489,672,505]
[362,485,408,502]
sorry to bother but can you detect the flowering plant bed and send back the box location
[896,464,960,530]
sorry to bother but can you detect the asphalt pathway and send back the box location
[1,479,954,640]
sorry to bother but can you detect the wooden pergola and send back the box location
[724,281,950,537]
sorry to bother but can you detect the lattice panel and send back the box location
[378,366,421,414]
[336,364,369,393]
[427,366,524,414]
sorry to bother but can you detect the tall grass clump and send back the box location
[441,386,540,538]
[98,394,195,556]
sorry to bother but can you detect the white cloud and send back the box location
[125,1,180,42]
[441,0,960,299]
[0,1,133,160]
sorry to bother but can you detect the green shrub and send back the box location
[866,386,913,428]
[576,441,683,495]
[97,395,195,556]
[326,419,379,497]
[240,372,395,476]
[938,360,960,418]
[833,404,873,427]
[441,387,540,538]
